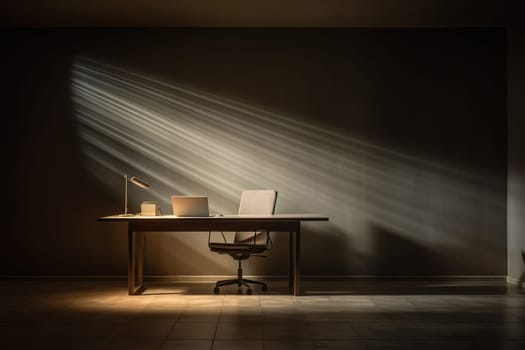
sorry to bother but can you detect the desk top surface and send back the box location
[99,214,329,222]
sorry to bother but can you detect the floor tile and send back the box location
[265,340,315,349]
[168,321,217,340]
[313,340,367,349]
[161,340,213,350]
[215,321,263,339]
[108,339,164,350]
[115,320,175,338]
[211,339,263,350]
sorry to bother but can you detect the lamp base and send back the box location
[117,213,137,217]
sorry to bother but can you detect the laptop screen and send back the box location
[171,196,210,217]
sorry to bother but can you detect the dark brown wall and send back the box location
[5,0,505,27]
[4,28,507,277]
[508,27,525,283]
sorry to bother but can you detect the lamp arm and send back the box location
[124,174,128,215]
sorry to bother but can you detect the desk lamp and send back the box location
[121,174,150,216]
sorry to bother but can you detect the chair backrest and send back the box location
[234,190,278,244]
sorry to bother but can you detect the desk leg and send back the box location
[128,228,135,295]
[128,229,145,295]
[136,232,144,289]
[294,224,301,296]
[289,231,294,293]
[288,223,301,296]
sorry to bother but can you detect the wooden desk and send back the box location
[98,214,329,296]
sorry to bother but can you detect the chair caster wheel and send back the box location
[246,288,252,295]
[262,285,268,292]
[213,287,220,294]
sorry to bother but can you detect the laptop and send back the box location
[171,196,210,217]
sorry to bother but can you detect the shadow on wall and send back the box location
[300,224,361,276]
[368,224,438,275]
[71,56,505,275]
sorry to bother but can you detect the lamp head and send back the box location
[125,175,150,189]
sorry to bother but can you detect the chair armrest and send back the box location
[253,230,272,250]
[208,231,228,246]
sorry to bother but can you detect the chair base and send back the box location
[213,259,268,294]
[214,278,267,295]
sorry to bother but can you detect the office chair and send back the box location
[208,190,278,295]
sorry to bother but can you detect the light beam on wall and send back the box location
[71,57,505,275]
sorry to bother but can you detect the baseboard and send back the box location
[0,275,129,281]
[303,275,506,281]
[0,275,285,282]
[0,274,507,283]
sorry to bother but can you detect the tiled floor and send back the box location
[0,279,523,349]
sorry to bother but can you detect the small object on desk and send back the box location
[141,201,160,216]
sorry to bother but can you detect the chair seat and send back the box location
[209,242,267,255]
